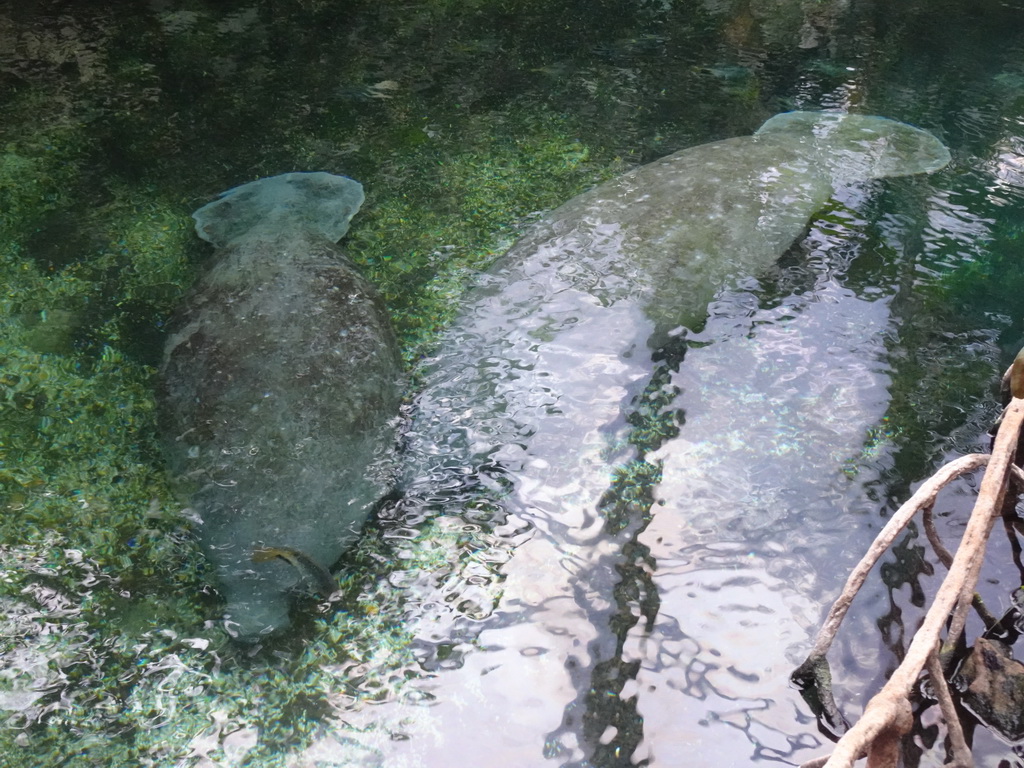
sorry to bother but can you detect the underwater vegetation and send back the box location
[0,126,602,768]
[0,4,636,762]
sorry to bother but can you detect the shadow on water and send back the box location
[568,233,899,766]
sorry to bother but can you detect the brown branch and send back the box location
[803,398,1024,768]
[795,453,990,673]
[923,501,952,567]
[925,647,974,768]
[865,697,912,768]
[923,502,999,630]
[946,410,1022,650]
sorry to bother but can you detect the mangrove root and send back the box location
[796,395,1024,768]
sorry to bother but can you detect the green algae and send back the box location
[0,36,615,768]
[346,110,609,362]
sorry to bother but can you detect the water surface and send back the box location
[2,1,1024,766]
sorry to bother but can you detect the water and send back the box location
[2,1,1024,766]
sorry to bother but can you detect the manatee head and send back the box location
[193,171,365,249]
[755,111,951,185]
[222,592,293,644]
[216,554,302,643]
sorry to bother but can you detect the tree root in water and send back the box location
[795,392,1024,768]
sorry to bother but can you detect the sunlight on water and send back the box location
[634,275,893,764]
[284,178,935,766]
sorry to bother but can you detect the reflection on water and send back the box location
[296,107,955,764]
[293,219,900,766]
[633,278,893,765]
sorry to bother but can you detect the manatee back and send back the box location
[192,172,366,248]
[755,111,951,184]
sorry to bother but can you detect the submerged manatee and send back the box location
[406,111,950,514]
[158,172,401,642]
[337,113,950,762]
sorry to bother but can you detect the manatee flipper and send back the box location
[252,545,338,598]
[192,171,366,248]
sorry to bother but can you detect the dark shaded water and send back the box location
[2,1,1024,766]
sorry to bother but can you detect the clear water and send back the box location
[2,1,1024,767]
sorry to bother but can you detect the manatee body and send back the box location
[406,111,950,497]
[158,172,402,642]
[365,113,950,761]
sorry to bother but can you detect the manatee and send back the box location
[406,111,950,501]
[158,172,402,643]
[344,113,950,762]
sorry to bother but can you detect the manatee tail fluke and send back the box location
[192,172,365,248]
[755,111,951,182]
